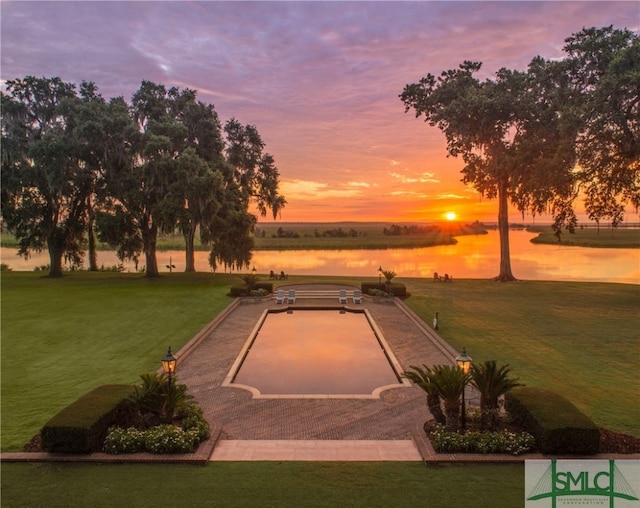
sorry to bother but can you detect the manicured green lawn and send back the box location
[0,271,237,451]
[1,272,637,507]
[404,278,640,437]
[0,462,523,507]
[2,272,639,451]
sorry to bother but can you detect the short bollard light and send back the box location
[162,346,177,385]
[455,347,472,430]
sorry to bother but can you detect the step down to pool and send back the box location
[209,440,422,461]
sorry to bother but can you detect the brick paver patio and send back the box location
[177,284,458,444]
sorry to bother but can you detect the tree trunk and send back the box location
[86,193,98,271]
[47,241,64,278]
[142,220,160,278]
[184,224,196,273]
[443,399,460,432]
[145,248,159,277]
[427,393,446,426]
[87,217,98,271]
[479,398,495,431]
[495,179,516,282]
[479,395,502,431]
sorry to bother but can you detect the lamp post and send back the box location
[455,347,472,430]
[378,265,383,290]
[161,347,177,386]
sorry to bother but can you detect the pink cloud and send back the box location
[2,1,637,223]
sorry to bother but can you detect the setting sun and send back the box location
[445,212,457,221]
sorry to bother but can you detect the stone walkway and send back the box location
[210,440,422,461]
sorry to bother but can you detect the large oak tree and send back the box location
[1,76,93,277]
[564,26,639,228]
[401,60,578,281]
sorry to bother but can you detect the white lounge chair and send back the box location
[353,289,362,304]
[275,290,285,304]
[339,289,347,304]
[287,289,296,304]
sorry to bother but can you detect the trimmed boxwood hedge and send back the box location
[229,282,273,297]
[505,386,600,455]
[41,384,134,454]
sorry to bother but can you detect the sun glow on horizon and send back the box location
[445,211,457,221]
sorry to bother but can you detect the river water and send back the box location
[1,230,638,284]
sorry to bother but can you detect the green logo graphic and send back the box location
[526,460,639,508]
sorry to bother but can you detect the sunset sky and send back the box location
[1,1,637,224]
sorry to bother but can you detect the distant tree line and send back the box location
[314,227,363,238]
[401,26,638,281]
[383,224,440,236]
[273,227,300,238]
[1,78,286,277]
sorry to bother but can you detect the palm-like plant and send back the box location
[470,360,521,431]
[403,365,446,425]
[129,372,194,423]
[430,365,470,432]
[129,372,166,415]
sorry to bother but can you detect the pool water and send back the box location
[228,309,406,397]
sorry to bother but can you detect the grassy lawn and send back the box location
[0,271,238,451]
[2,272,638,451]
[404,278,640,437]
[0,462,523,507]
[1,271,637,507]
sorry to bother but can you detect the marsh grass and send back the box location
[2,222,483,252]
[529,226,640,247]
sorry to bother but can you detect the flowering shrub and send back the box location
[143,425,200,454]
[429,424,535,455]
[103,427,145,454]
[103,404,211,454]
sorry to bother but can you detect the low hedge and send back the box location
[41,384,134,454]
[361,282,407,297]
[505,386,600,455]
[229,282,273,297]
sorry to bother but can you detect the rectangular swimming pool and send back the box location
[224,308,409,398]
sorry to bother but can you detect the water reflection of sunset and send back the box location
[233,311,400,395]
[2,231,638,284]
